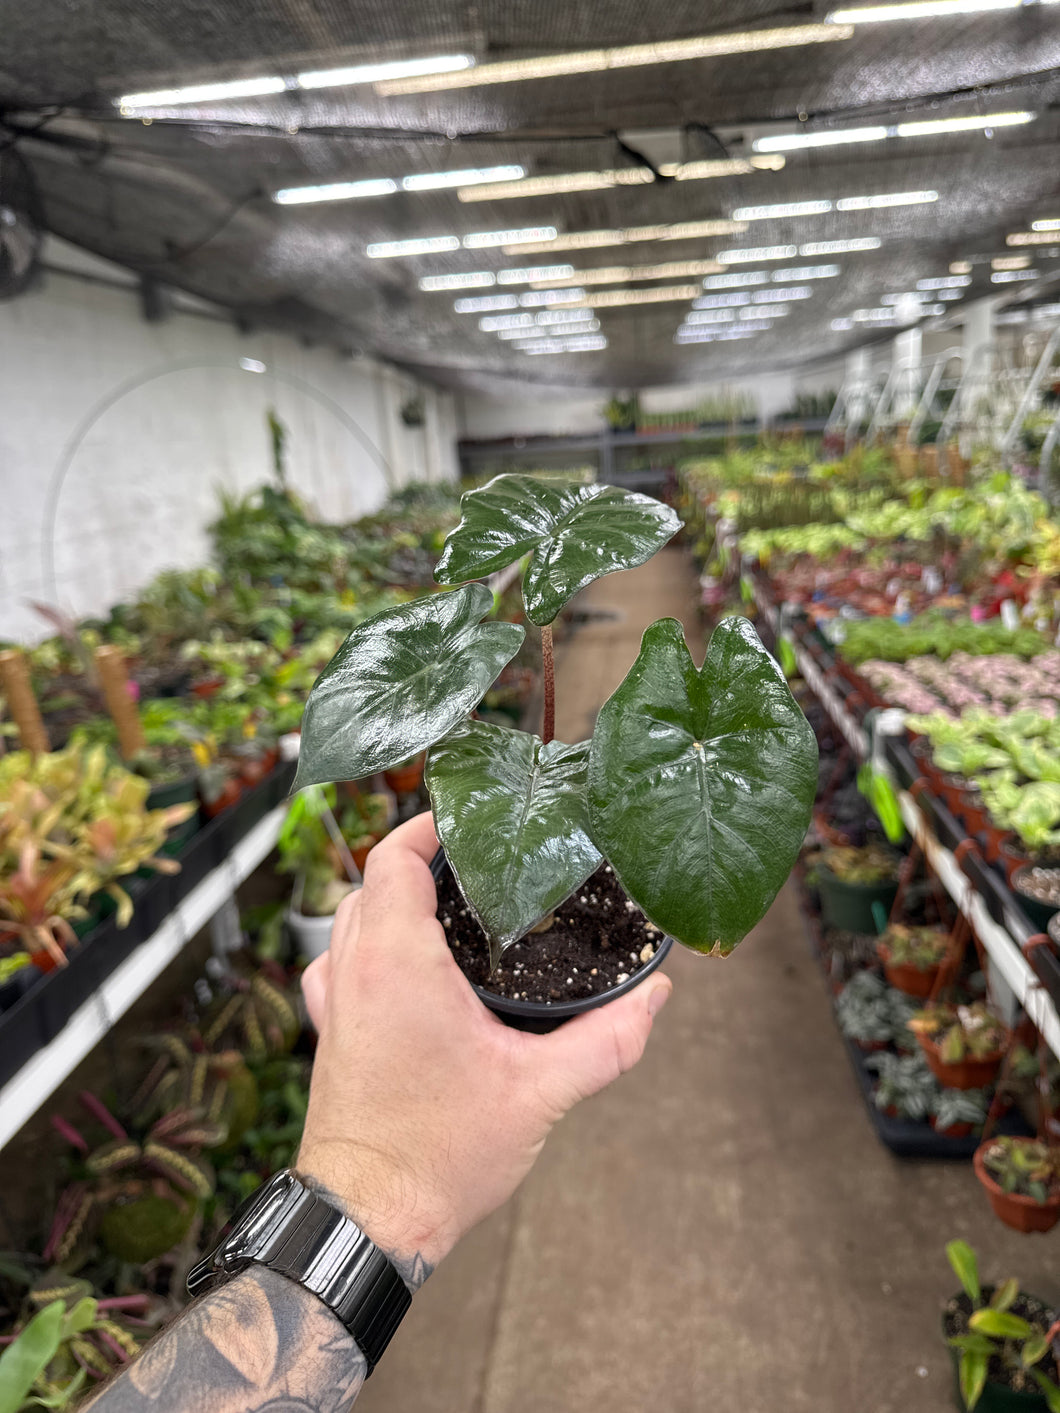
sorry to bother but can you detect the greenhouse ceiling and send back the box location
[4,0,1060,389]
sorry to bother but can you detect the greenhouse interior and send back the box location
[8,3,1060,1411]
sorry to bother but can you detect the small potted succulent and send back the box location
[877,922,954,998]
[909,1002,1009,1090]
[815,843,900,935]
[943,1239,1060,1411]
[973,1136,1060,1234]
[294,473,818,1027]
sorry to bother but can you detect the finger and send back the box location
[359,812,442,941]
[372,810,439,865]
[301,952,331,1031]
[328,886,364,969]
[532,975,672,1111]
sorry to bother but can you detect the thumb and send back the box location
[534,974,671,1113]
[301,952,331,1031]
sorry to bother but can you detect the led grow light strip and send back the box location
[535,259,724,288]
[457,156,784,202]
[367,227,557,258]
[374,25,854,95]
[500,220,747,256]
[828,0,1058,21]
[297,54,475,89]
[753,110,1033,151]
[560,284,701,309]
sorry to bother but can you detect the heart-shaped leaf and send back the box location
[292,584,523,792]
[435,474,682,626]
[587,616,817,954]
[425,719,601,964]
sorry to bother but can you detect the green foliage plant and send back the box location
[879,923,950,971]
[294,473,818,969]
[821,844,899,886]
[944,1239,1060,1410]
[980,1137,1060,1206]
[908,1003,1008,1064]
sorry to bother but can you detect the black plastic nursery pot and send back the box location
[429,850,673,1034]
[944,1320,1055,1413]
[816,867,898,935]
[1010,869,1060,933]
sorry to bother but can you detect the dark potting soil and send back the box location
[943,1290,1060,1395]
[1016,868,1060,907]
[436,863,662,1004]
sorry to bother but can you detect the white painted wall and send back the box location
[0,241,458,642]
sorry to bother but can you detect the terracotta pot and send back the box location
[1000,838,1030,886]
[202,778,242,819]
[940,773,967,816]
[814,809,853,849]
[917,1033,1005,1090]
[931,1118,974,1139]
[958,788,988,836]
[239,748,279,787]
[191,677,224,699]
[384,761,424,794]
[351,841,374,874]
[877,942,943,999]
[910,738,943,790]
[973,1143,1060,1234]
[982,824,1012,866]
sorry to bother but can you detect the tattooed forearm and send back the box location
[85,1268,366,1413]
[298,1170,435,1292]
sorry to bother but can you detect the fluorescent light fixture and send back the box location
[1007,230,1060,246]
[419,271,495,290]
[239,357,267,373]
[498,320,600,338]
[298,54,474,88]
[992,254,1031,270]
[831,317,856,330]
[752,285,812,301]
[881,290,930,304]
[950,262,973,274]
[504,219,746,256]
[518,288,589,306]
[696,292,753,308]
[368,236,462,258]
[773,264,841,280]
[675,322,772,343]
[686,309,739,324]
[453,294,520,312]
[1032,219,1060,231]
[464,227,557,248]
[497,264,576,284]
[717,245,799,264]
[745,304,789,317]
[828,0,1058,22]
[659,156,787,178]
[479,314,535,331]
[754,125,889,152]
[897,111,1034,137]
[564,284,700,309]
[799,237,881,255]
[1034,303,1060,316]
[937,289,966,299]
[541,259,723,288]
[118,76,286,108]
[917,274,971,289]
[704,271,770,288]
[853,307,899,321]
[517,336,609,354]
[375,25,854,95]
[274,177,398,204]
[458,168,656,201]
[402,165,525,192]
[835,190,937,211]
[921,304,947,314]
[992,269,1040,282]
[536,307,601,324]
[753,111,1033,151]
[732,199,833,220]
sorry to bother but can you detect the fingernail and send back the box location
[648,982,671,1017]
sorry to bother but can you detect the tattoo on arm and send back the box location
[85,1268,366,1413]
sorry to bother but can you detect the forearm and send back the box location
[84,1267,366,1413]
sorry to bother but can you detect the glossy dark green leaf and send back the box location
[587,616,817,954]
[292,584,523,792]
[434,474,682,626]
[425,719,601,964]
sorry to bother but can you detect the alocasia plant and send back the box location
[294,474,818,975]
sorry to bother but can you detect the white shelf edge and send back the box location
[896,789,1060,1063]
[0,801,288,1152]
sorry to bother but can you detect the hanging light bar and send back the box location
[457,169,656,201]
[453,294,520,312]
[753,110,1033,150]
[464,227,559,248]
[828,0,1058,22]
[419,271,496,290]
[501,220,747,256]
[563,284,701,309]
[497,264,577,285]
[273,178,398,204]
[118,76,287,108]
[537,259,724,288]
[374,25,854,95]
[732,200,833,220]
[716,245,799,264]
[917,275,971,289]
[298,54,475,89]
[368,236,462,258]
[799,237,882,255]
[1032,219,1060,231]
[402,165,525,192]
[835,189,937,210]
[1007,230,1060,246]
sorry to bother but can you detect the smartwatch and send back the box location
[187,1169,411,1376]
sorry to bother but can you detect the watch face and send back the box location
[220,1172,295,1268]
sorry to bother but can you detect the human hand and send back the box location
[298,812,670,1283]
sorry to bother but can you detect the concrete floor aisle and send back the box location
[358,548,1059,1413]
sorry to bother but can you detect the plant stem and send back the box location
[541,624,555,745]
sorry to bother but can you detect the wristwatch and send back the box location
[187,1169,411,1375]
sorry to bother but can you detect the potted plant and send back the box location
[974,1136,1060,1234]
[835,969,917,1052]
[943,1239,1060,1412]
[293,473,818,1027]
[909,1003,1009,1090]
[339,789,391,873]
[877,922,954,998]
[382,751,426,796]
[816,844,901,934]
[277,787,359,960]
[865,1049,938,1120]
[932,1086,990,1139]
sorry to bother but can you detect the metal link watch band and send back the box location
[187,1170,411,1375]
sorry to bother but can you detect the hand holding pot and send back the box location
[298,811,671,1280]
